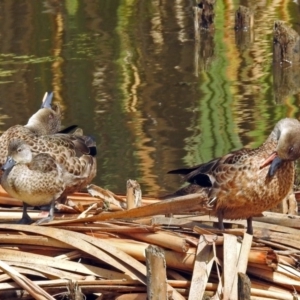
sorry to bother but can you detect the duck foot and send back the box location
[17,214,33,225]
[34,200,55,225]
[34,215,54,225]
[246,217,253,235]
[217,211,225,231]
[17,204,33,224]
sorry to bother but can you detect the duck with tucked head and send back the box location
[1,139,76,224]
[166,118,300,234]
[0,92,96,208]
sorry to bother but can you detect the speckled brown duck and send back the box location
[167,118,300,234]
[1,128,97,219]
[0,93,97,222]
[1,139,87,224]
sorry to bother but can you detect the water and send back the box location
[0,0,299,196]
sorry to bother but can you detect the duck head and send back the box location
[25,92,61,135]
[2,140,33,171]
[260,118,300,176]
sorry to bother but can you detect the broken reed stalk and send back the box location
[43,193,208,225]
[125,231,190,253]
[223,234,238,299]
[126,179,142,209]
[0,260,55,300]
[105,237,196,271]
[188,235,213,300]
[145,245,168,300]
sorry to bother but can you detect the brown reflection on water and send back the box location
[51,5,65,110]
[0,1,299,196]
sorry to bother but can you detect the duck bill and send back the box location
[260,152,283,177]
[41,92,53,108]
[2,156,16,171]
[268,156,283,177]
[260,152,277,169]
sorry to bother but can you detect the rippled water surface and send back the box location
[0,0,300,196]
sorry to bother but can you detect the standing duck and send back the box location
[0,93,97,222]
[167,118,300,234]
[1,139,86,224]
[1,129,96,224]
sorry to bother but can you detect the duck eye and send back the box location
[288,146,294,155]
[17,148,22,153]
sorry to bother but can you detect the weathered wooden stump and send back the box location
[195,0,216,31]
[238,273,251,300]
[145,245,168,300]
[273,20,300,64]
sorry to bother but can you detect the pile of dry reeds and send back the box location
[0,183,299,300]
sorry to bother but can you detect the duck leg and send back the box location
[217,211,225,231]
[17,203,33,224]
[246,217,253,235]
[35,199,55,225]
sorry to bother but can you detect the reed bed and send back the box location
[0,184,299,299]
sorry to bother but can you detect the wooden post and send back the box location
[145,245,168,300]
[273,20,300,64]
[238,273,251,300]
[196,0,216,31]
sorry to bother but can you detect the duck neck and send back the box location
[25,119,48,135]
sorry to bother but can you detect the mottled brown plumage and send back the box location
[167,118,300,234]
[1,140,78,224]
[0,93,96,201]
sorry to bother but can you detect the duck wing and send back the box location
[28,153,58,173]
[168,157,221,187]
[168,148,252,188]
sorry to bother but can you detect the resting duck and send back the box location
[0,93,97,223]
[167,118,300,234]
[1,133,96,223]
[1,139,89,224]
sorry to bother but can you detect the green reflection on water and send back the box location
[183,1,241,168]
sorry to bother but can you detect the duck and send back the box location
[1,139,85,224]
[166,118,300,234]
[1,129,96,216]
[0,93,96,221]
